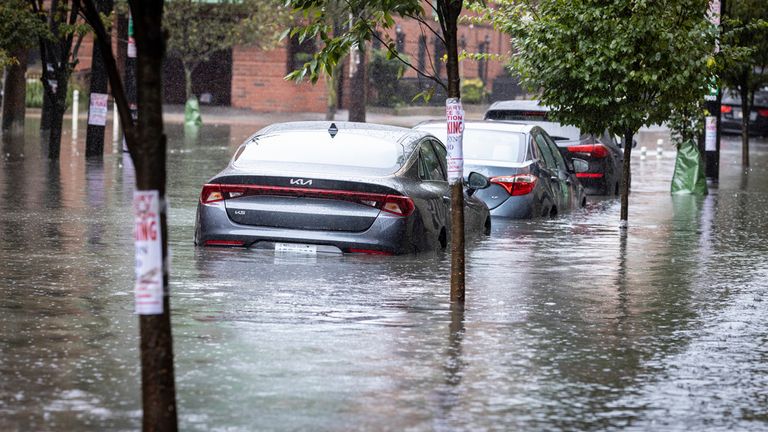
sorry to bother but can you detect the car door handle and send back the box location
[550,176,559,182]
[442,196,451,202]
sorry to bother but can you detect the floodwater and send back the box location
[1,119,767,431]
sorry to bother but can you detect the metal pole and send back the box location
[113,101,120,150]
[72,90,79,134]
[704,0,724,183]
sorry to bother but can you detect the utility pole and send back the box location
[85,0,115,157]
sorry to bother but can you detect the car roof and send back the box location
[486,99,550,112]
[415,120,538,134]
[253,121,430,149]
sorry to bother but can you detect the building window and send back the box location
[417,35,427,71]
[287,34,316,74]
[433,36,445,77]
[395,25,406,53]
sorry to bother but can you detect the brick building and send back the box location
[76,12,516,113]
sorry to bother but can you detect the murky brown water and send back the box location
[1,119,767,431]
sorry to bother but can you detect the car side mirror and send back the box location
[572,158,589,173]
[466,171,491,196]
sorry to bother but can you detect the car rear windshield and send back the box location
[485,109,549,121]
[233,132,406,175]
[425,128,527,162]
[723,90,768,106]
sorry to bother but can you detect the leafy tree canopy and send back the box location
[495,0,716,136]
[719,0,768,95]
[165,0,290,71]
[0,0,49,67]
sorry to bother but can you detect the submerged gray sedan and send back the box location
[194,121,491,255]
[415,121,587,219]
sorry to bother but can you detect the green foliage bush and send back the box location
[25,77,84,110]
[461,78,486,104]
[368,49,407,108]
[25,78,43,108]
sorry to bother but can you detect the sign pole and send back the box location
[704,0,723,183]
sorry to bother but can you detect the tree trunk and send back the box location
[85,0,114,158]
[1,48,28,135]
[183,62,193,102]
[46,72,70,160]
[325,64,341,120]
[740,86,750,168]
[348,47,366,122]
[440,0,465,303]
[620,129,634,225]
[132,1,178,430]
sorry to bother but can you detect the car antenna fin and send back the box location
[328,123,338,138]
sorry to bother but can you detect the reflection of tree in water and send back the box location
[433,303,466,430]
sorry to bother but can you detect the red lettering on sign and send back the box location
[135,220,158,241]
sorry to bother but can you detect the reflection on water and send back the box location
[1,120,768,431]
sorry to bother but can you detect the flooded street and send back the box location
[1,119,767,431]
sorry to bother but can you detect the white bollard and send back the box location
[656,138,663,157]
[640,146,647,161]
[72,90,79,132]
[112,101,120,147]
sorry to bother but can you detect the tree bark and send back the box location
[620,129,634,224]
[1,48,29,135]
[441,0,465,303]
[740,85,750,168]
[85,0,114,158]
[348,47,366,122]
[183,62,193,102]
[131,1,178,430]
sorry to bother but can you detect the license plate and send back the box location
[275,242,317,254]
[735,109,742,119]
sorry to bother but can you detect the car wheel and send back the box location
[615,182,620,195]
[549,207,558,218]
[581,197,587,208]
[484,218,491,236]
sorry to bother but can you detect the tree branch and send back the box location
[365,18,447,91]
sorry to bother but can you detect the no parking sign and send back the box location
[445,98,464,184]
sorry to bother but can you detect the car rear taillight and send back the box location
[491,174,537,196]
[347,248,394,255]
[204,240,245,247]
[721,105,733,114]
[758,109,768,117]
[201,184,224,204]
[567,144,609,158]
[199,183,415,217]
[381,195,415,216]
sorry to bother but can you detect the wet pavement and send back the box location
[1,117,767,431]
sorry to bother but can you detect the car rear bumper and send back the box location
[488,194,538,219]
[195,202,412,254]
[721,118,768,136]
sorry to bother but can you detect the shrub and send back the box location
[25,76,85,110]
[26,78,44,108]
[461,78,486,104]
[368,49,407,108]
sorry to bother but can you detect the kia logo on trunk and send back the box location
[290,178,312,186]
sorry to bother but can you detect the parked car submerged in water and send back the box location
[721,90,768,137]
[484,100,624,195]
[414,121,587,219]
[194,121,492,255]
